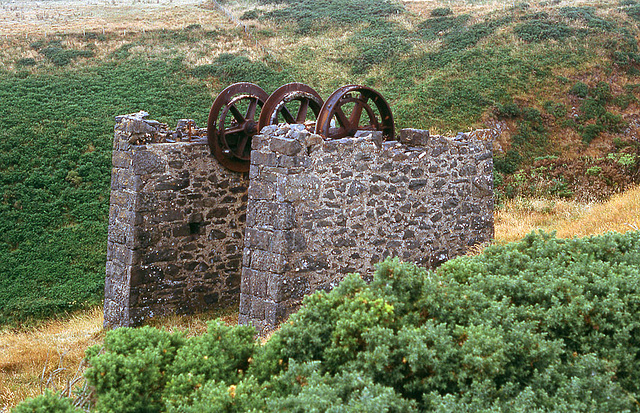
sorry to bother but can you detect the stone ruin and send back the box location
[104,112,494,332]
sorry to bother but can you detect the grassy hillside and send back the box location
[0,0,639,324]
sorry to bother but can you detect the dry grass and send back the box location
[0,0,224,37]
[0,305,239,410]
[0,306,104,410]
[495,185,640,243]
[145,305,240,336]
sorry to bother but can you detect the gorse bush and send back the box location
[259,0,403,33]
[73,231,640,412]
[12,390,80,412]
[514,19,572,42]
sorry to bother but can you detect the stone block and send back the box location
[271,230,306,253]
[274,202,296,230]
[399,128,430,146]
[247,201,276,228]
[270,136,304,156]
[143,249,177,264]
[132,150,166,175]
[277,175,321,202]
[245,228,271,250]
[248,180,276,201]
[250,270,268,298]
[250,296,266,320]
[250,250,286,273]
[251,151,277,167]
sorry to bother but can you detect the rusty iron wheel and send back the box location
[207,82,269,172]
[258,83,324,131]
[315,85,394,141]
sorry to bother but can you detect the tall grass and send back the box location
[495,185,640,242]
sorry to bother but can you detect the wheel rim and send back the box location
[258,82,324,131]
[315,85,394,141]
[207,82,269,172]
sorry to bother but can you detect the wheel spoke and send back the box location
[245,99,258,120]
[349,100,365,128]
[281,106,296,124]
[296,99,310,123]
[230,104,245,123]
[236,134,250,157]
[226,126,245,135]
[334,106,351,130]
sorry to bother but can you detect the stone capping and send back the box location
[239,124,494,333]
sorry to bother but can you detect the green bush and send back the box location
[543,101,567,118]
[260,0,404,33]
[496,102,521,118]
[12,390,80,413]
[240,9,262,20]
[570,81,589,98]
[559,6,615,31]
[349,23,412,74]
[71,232,640,411]
[16,58,36,67]
[163,321,255,411]
[191,53,291,92]
[85,326,186,413]
[431,7,452,17]
[418,14,470,41]
[514,20,572,42]
[580,123,605,144]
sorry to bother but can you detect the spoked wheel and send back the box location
[315,85,394,141]
[207,82,269,172]
[258,83,324,131]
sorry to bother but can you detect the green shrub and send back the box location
[599,111,626,133]
[16,58,36,67]
[349,23,412,74]
[418,14,470,41]
[85,326,186,413]
[163,321,256,411]
[443,17,511,51]
[39,46,94,66]
[240,9,262,20]
[494,149,523,174]
[12,391,80,413]
[191,53,291,92]
[580,123,605,144]
[579,97,606,120]
[592,81,612,102]
[570,81,589,98]
[77,232,640,411]
[543,101,567,118]
[260,0,404,33]
[514,20,572,42]
[431,7,452,17]
[496,102,521,118]
[559,6,615,31]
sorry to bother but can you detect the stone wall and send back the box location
[240,125,493,333]
[104,113,248,327]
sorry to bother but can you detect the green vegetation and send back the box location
[18,231,640,411]
[2,0,640,324]
[259,0,403,33]
[0,58,213,325]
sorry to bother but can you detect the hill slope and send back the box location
[0,0,639,324]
